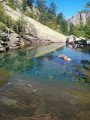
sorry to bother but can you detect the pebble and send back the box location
[32,89,38,93]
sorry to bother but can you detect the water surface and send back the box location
[0,43,90,120]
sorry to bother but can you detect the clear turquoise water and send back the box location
[0,43,90,120]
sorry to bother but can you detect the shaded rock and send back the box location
[9,46,20,50]
[0,44,5,52]
[66,35,87,48]
[20,33,52,46]
[7,31,28,50]
[66,35,76,44]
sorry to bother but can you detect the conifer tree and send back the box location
[27,0,34,7]
[22,0,27,11]
[84,2,90,8]
[36,0,47,13]
[48,2,56,15]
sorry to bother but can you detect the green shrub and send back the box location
[12,16,27,33]
[85,24,90,39]
[46,21,57,30]
[8,0,16,10]
[26,11,34,18]
[0,22,7,31]
[0,4,4,22]
[4,15,13,28]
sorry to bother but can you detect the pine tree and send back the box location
[84,2,90,8]
[57,12,64,25]
[22,0,27,11]
[57,12,68,34]
[36,0,47,13]
[48,2,56,15]
[27,0,34,7]
[68,23,74,35]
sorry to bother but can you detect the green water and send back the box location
[0,43,90,120]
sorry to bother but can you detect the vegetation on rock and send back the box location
[7,0,16,10]
[0,4,27,33]
[68,19,90,39]
[0,1,90,39]
[0,22,7,31]
[22,0,90,38]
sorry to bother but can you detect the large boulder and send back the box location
[66,35,87,46]
[66,35,76,44]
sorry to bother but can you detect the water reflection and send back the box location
[66,44,90,56]
[0,43,90,120]
[0,43,90,85]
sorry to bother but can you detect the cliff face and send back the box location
[3,4,66,43]
[68,11,90,25]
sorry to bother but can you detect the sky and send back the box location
[46,0,90,19]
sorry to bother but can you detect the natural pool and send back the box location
[0,43,90,120]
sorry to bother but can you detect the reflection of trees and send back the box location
[73,61,90,84]
[56,47,64,54]
[0,48,37,73]
[37,55,45,61]
[81,46,90,56]
[66,44,90,56]
[81,60,90,70]
[46,52,53,61]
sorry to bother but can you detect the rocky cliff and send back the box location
[3,3,66,43]
[68,11,90,25]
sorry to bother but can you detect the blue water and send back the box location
[0,44,90,120]
[8,45,90,86]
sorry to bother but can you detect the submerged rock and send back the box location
[66,58,72,62]
[0,97,17,106]
[15,114,57,120]
[58,54,71,62]
[32,89,38,93]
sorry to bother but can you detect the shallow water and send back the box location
[0,43,90,120]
